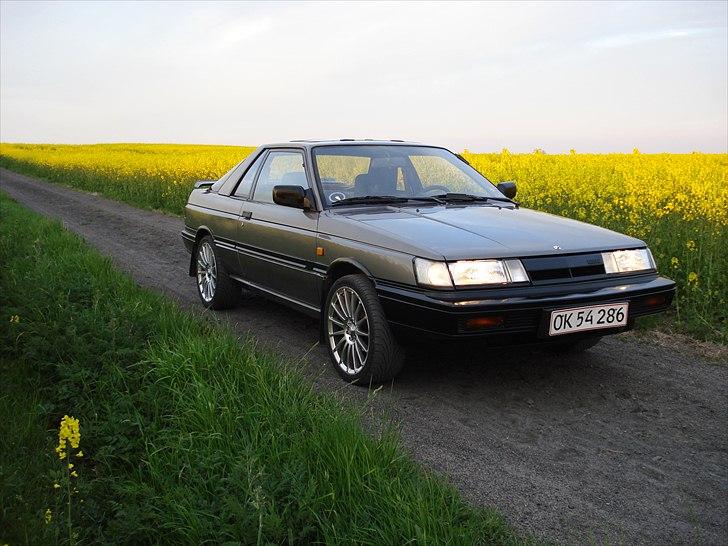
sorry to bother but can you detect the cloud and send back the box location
[217,16,272,46]
[585,27,714,50]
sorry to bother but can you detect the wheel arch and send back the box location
[322,258,373,296]
[319,258,374,338]
[188,226,213,276]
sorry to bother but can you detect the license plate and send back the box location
[548,302,628,336]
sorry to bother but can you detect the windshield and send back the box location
[312,145,503,206]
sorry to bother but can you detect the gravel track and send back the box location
[2,168,726,545]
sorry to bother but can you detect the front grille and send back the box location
[529,268,572,281]
[523,253,606,284]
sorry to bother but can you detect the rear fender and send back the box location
[188,227,213,276]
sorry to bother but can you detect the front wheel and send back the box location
[325,274,404,385]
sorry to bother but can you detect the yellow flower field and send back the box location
[0,143,725,341]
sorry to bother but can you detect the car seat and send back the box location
[353,166,398,196]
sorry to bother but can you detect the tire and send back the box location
[324,274,405,385]
[194,235,241,310]
[544,336,602,354]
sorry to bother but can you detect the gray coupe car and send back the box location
[182,140,675,383]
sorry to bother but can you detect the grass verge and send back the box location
[0,192,527,544]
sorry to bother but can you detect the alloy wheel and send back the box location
[196,241,217,303]
[327,286,370,375]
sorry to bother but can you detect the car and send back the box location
[182,140,676,384]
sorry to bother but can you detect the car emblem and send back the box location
[553,244,561,250]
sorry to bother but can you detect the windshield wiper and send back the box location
[430,193,517,205]
[330,195,410,207]
[405,195,447,204]
[329,193,512,208]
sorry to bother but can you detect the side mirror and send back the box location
[194,180,215,190]
[496,181,517,199]
[272,185,311,210]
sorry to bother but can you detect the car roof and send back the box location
[262,139,437,150]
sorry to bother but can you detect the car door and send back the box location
[238,149,321,309]
[198,152,264,276]
[223,151,267,278]
[197,192,244,274]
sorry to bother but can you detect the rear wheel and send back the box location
[195,235,241,310]
[325,274,404,385]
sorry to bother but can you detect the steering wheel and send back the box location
[423,185,451,196]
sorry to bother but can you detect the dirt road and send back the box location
[2,168,726,545]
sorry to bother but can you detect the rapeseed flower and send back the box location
[55,415,80,460]
[52,415,84,543]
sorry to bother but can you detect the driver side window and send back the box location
[252,151,307,204]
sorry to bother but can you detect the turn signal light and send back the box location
[644,295,666,307]
[464,316,505,330]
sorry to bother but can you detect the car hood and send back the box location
[325,204,644,260]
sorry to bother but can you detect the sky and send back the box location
[0,0,726,152]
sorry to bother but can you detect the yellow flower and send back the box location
[56,415,80,460]
[76,451,84,458]
[688,272,698,284]
[686,240,696,251]
[68,463,74,470]
[71,471,78,478]
[53,483,61,489]
[44,508,52,524]
[671,257,679,268]
[9,314,19,323]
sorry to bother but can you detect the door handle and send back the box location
[240,210,252,220]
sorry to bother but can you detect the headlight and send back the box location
[449,260,508,286]
[602,248,655,274]
[414,258,453,288]
[414,258,529,288]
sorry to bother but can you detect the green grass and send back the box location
[0,192,528,544]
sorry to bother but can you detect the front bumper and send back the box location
[376,274,676,343]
